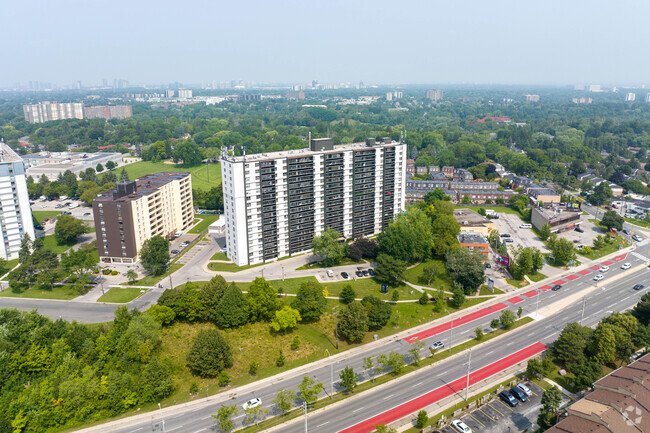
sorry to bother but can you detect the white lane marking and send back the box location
[317,422,330,427]
[485,350,494,356]
[166,426,184,433]
[191,429,207,433]
[353,407,365,413]
[200,416,211,420]
[383,394,394,400]
[412,381,422,388]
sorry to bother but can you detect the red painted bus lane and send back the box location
[338,342,547,433]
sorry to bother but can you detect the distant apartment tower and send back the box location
[572,97,593,104]
[83,105,133,120]
[93,172,194,263]
[625,93,636,102]
[178,89,193,98]
[221,138,407,266]
[588,84,602,92]
[286,91,305,101]
[426,89,443,101]
[524,94,540,102]
[22,102,84,123]
[646,93,650,103]
[165,90,175,98]
[0,141,35,260]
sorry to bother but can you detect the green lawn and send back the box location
[455,205,522,216]
[97,286,147,303]
[624,217,650,229]
[402,259,453,292]
[578,235,628,260]
[295,257,364,270]
[0,258,18,278]
[528,271,548,282]
[478,285,505,295]
[210,251,229,261]
[506,278,529,288]
[32,210,61,225]
[188,214,220,234]
[208,261,265,272]
[41,235,73,255]
[121,263,184,287]
[0,284,89,300]
[102,160,222,191]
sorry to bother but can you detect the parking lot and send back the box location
[32,198,95,222]
[439,381,566,433]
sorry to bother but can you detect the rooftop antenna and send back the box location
[242,146,246,162]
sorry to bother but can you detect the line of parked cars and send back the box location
[340,268,375,279]
[499,382,533,407]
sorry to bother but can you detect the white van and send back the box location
[326,270,334,277]
[68,203,79,209]
[59,195,68,201]
[485,209,496,216]
[519,223,532,229]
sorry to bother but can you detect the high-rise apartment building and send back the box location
[178,89,193,98]
[83,105,133,120]
[625,93,636,102]
[221,138,407,266]
[93,172,194,264]
[0,141,35,260]
[22,102,84,123]
[524,94,540,102]
[425,89,443,101]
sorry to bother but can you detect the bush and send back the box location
[291,335,301,350]
[190,382,198,394]
[361,296,392,330]
[474,328,484,341]
[418,291,429,305]
[102,269,111,275]
[111,270,119,276]
[391,290,400,302]
[186,329,233,378]
[249,361,258,376]
[490,318,500,329]
[276,350,285,367]
[340,284,356,304]
[219,371,230,387]
[416,410,429,429]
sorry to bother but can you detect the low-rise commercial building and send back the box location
[528,187,561,204]
[23,152,123,181]
[531,206,582,233]
[453,208,495,237]
[93,172,194,263]
[458,232,489,257]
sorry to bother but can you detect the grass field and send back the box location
[455,205,522,216]
[402,259,454,292]
[578,234,626,260]
[41,235,73,255]
[624,217,650,229]
[103,160,222,191]
[295,257,364,270]
[478,285,505,295]
[97,286,146,303]
[506,278,529,288]
[210,252,229,261]
[0,284,88,300]
[208,261,265,272]
[32,210,61,225]
[528,271,548,282]
[188,214,220,234]
[0,259,18,278]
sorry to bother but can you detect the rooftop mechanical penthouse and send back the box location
[221,138,407,266]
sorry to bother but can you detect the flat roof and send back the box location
[453,208,493,226]
[0,141,24,163]
[95,171,190,203]
[458,232,488,244]
[533,206,582,222]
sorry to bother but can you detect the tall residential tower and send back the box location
[221,138,406,266]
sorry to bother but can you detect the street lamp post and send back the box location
[580,295,586,325]
[449,318,453,353]
[465,349,472,401]
[158,403,165,433]
[325,349,333,399]
[303,401,308,433]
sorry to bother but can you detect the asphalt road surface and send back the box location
[94,249,650,433]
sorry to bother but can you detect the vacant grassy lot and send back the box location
[103,160,222,191]
[624,217,649,229]
[41,235,73,255]
[0,284,88,300]
[32,210,61,225]
[403,259,453,292]
[188,214,220,234]
[578,235,626,260]
[97,286,146,303]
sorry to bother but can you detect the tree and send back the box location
[200,275,229,322]
[475,327,484,341]
[574,360,602,391]
[551,322,593,371]
[173,140,203,166]
[377,351,406,375]
[126,269,138,284]
[539,223,552,241]
[272,389,295,415]
[430,214,460,256]
[243,404,268,426]
[60,246,99,279]
[408,339,426,366]
[419,263,438,286]
[445,249,485,294]
[361,296,392,330]
[119,167,129,182]
[632,293,650,326]
[418,291,429,305]
[96,163,104,172]
[363,356,376,382]
[186,329,233,378]
[450,287,466,308]
[377,208,434,262]
[292,281,327,322]
[212,405,238,433]
[271,306,301,332]
[18,234,31,264]
[105,160,116,170]
[340,284,356,304]
[424,188,450,203]
[140,235,170,276]
[246,277,282,322]
[374,253,406,285]
[215,284,249,328]
[537,386,562,430]
[601,210,624,231]
[347,237,379,261]
[339,366,358,393]
[499,310,517,329]
[590,323,618,365]
[312,227,346,266]
[416,410,429,429]
[338,301,369,343]
[54,214,87,245]
[146,304,176,325]
[297,376,323,406]
[589,182,613,206]
[526,358,544,379]
[548,237,577,265]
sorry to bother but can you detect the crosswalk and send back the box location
[631,251,649,263]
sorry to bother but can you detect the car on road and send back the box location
[621,263,632,270]
[633,284,645,291]
[430,341,444,350]
[575,227,584,233]
[242,398,262,411]
[500,233,511,238]
[170,249,180,255]
[499,390,519,407]
[341,272,349,279]
[355,270,363,278]
[83,212,91,216]
[599,265,609,272]
[504,238,514,243]
[451,419,472,433]
[552,284,562,291]
[510,386,528,402]
[632,234,642,242]
[516,383,532,396]
[368,268,375,276]
[622,229,630,235]
[594,274,604,282]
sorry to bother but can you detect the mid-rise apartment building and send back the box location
[0,141,35,259]
[83,105,133,120]
[93,172,193,264]
[222,138,407,266]
[23,102,84,123]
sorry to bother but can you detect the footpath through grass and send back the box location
[188,214,220,234]
[0,284,90,300]
[402,259,453,292]
[97,286,146,303]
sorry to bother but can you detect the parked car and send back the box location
[594,274,604,282]
[362,270,369,276]
[170,249,180,254]
[499,390,519,407]
[504,238,514,243]
[34,224,43,230]
[355,271,363,278]
[633,284,645,290]
[632,234,642,242]
[368,268,375,276]
[451,419,472,433]
[575,227,584,233]
[83,212,91,216]
[341,272,349,279]
[484,263,491,268]
[552,284,562,291]
[430,341,444,350]
[621,263,632,270]
[516,383,533,396]
[242,398,262,411]
[510,386,528,402]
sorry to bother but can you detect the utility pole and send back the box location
[465,349,472,401]
[580,295,586,325]
[325,350,333,399]
[303,401,308,433]
[449,318,453,352]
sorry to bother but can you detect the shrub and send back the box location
[218,371,230,387]
[186,329,233,378]
[391,290,400,302]
[291,335,301,350]
[249,361,258,376]
[276,350,285,367]
[190,382,198,394]
[418,292,429,305]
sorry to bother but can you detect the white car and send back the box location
[516,383,533,396]
[242,398,262,411]
[594,274,604,282]
[451,419,473,433]
[599,265,609,272]
[621,263,632,270]
[430,341,445,350]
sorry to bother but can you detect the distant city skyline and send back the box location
[2,0,649,87]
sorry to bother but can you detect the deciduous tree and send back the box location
[140,235,170,276]
[187,329,233,378]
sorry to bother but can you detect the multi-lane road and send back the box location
[84,246,650,433]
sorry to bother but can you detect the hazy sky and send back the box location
[2,0,649,86]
